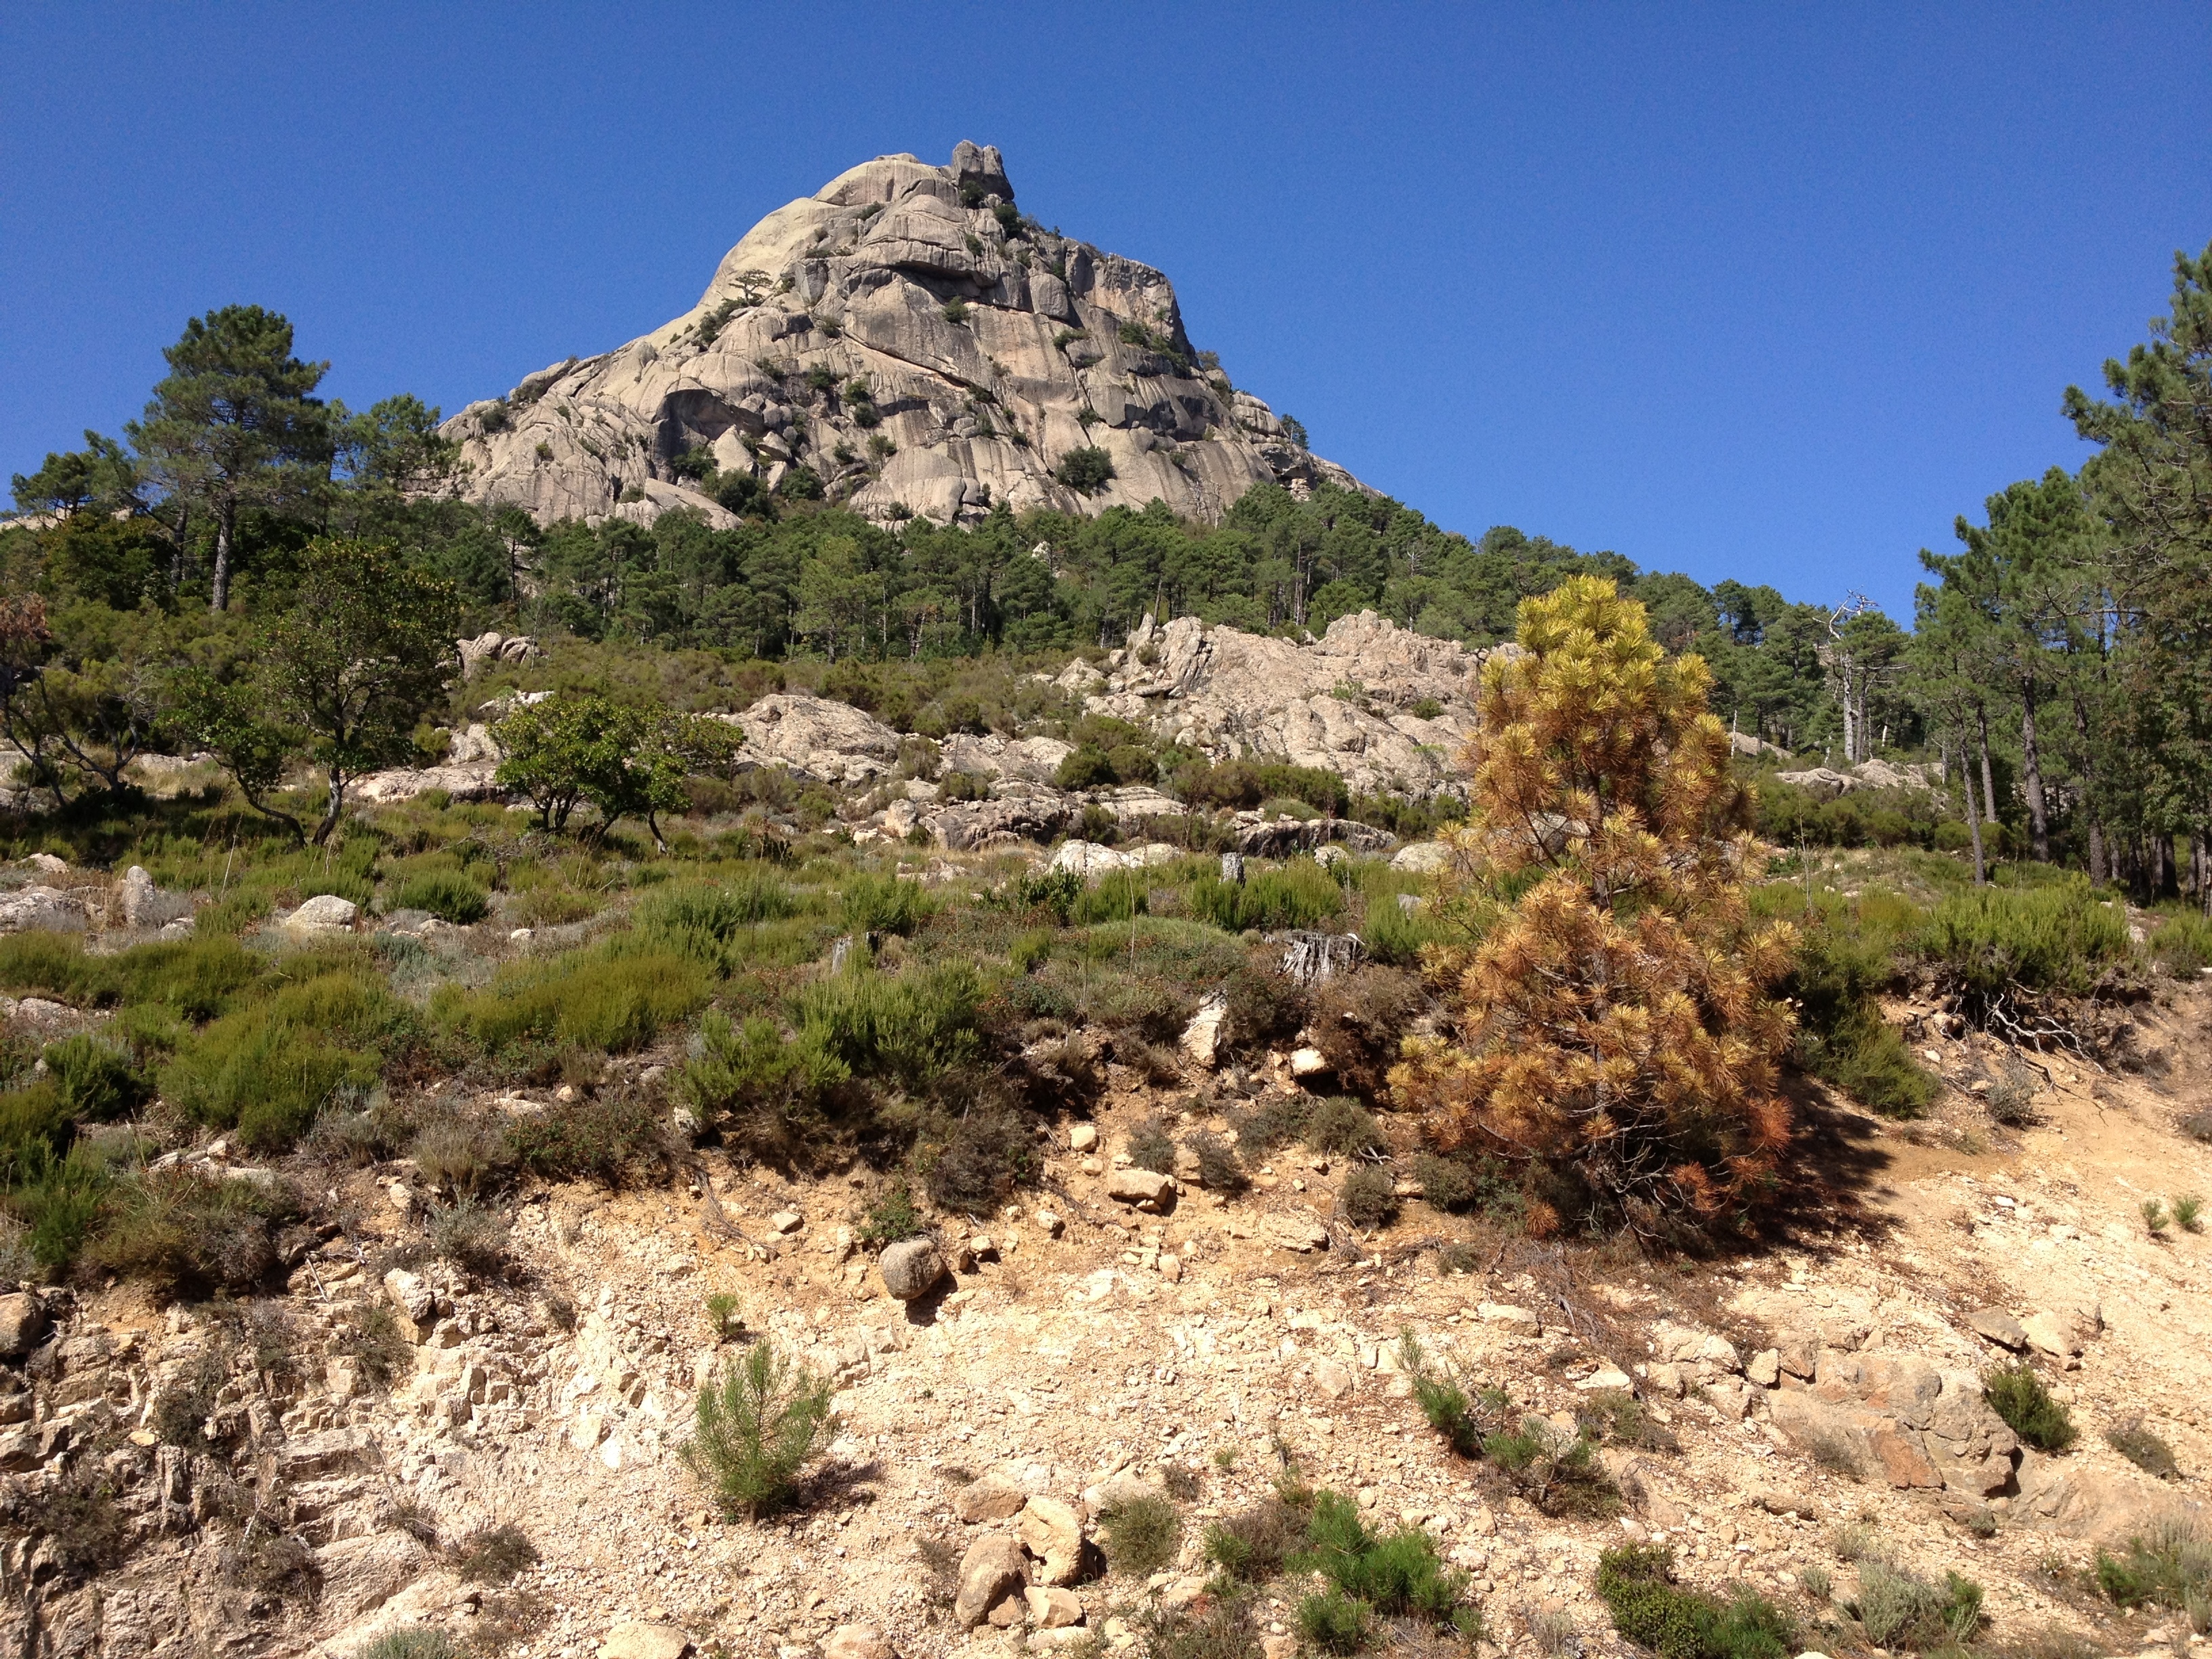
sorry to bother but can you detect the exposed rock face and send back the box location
[1079,611,1489,798]
[733,694,899,784]
[1776,758,1942,799]
[0,885,87,935]
[442,144,1363,531]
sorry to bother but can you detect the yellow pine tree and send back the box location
[1389,575,1797,1237]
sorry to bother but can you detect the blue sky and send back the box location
[3,3,2206,619]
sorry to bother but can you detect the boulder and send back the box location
[0,886,87,935]
[1179,991,1229,1068]
[878,1238,946,1301]
[1025,1586,1084,1629]
[118,866,192,929]
[1018,1495,1088,1585]
[928,791,1075,851]
[598,1622,693,1659]
[0,1293,47,1357]
[955,1473,1027,1522]
[730,693,901,784]
[954,1534,1029,1629]
[282,894,359,935]
[1049,840,1124,878]
[1106,1168,1175,1211]
[1390,841,1451,874]
[823,1627,897,1659]
[312,1532,428,1621]
[1967,1309,2028,1351]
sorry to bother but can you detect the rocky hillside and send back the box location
[443,143,1363,531]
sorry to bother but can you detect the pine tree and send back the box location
[1390,575,1797,1237]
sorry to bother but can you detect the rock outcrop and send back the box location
[441,144,1364,531]
[1076,610,1488,798]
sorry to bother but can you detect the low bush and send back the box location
[410,1113,511,1196]
[1921,878,2133,1005]
[1595,1543,1794,1659]
[425,1197,510,1278]
[841,872,935,935]
[1138,1586,1263,1659]
[2109,1418,2182,1480]
[1303,1096,1385,1158]
[334,1302,411,1390]
[1291,1490,1475,1632]
[1338,1164,1397,1227]
[1188,861,1344,933]
[1852,1559,1984,1649]
[80,1166,300,1297]
[1100,1491,1183,1575]
[1054,446,1116,494]
[447,1521,538,1583]
[1296,1587,1372,1654]
[924,1101,1038,1215]
[0,1460,131,1582]
[356,1632,461,1659]
[506,1092,674,1187]
[2151,908,2212,977]
[1771,890,1938,1117]
[1204,1497,1307,1583]
[1984,1360,2076,1452]
[2095,1520,2212,1621]
[1481,1415,1618,1517]
[680,1340,834,1519]
[794,963,983,1087]
[391,867,490,924]
[440,943,708,1054]
[41,1034,146,1122]
[1187,1129,1246,1192]
[1126,1118,1177,1174]
[678,1012,851,1166]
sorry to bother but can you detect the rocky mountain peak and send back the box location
[443,143,1364,531]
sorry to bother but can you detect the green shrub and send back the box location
[1397,1332,1489,1457]
[1776,891,1938,1117]
[2095,1520,2212,1620]
[1296,1587,1372,1654]
[841,873,935,935]
[1069,869,1147,925]
[391,867,490,924]
[1126,1118,1177,1174]
[2152,909,2212,975]
[1100,1492,1182,1575]
[447,1521,538,1583]
[792,963,981,1088]
[1596,1542,1793,1659]
[1189,861,1344,932]
[680,1340,834,1518]
[0,931,262,1021]
[680,1011,850,1164]
[1921,878,2132,1003]
[1303,1097,1385,1158]
[636,872,797,962]
[1138,1587,1264,1659]
[1187,1129,1246,1192]
[439,945,708,1054]
[1291,1491,1473,1633]
[1204,1498,1306,1583]
[356,1626,462,1658]
[40,1035,145,1123]
[1359,893,1441,966]
[505,1092,674,1187]
[409,1113,510,1195]
[1054,446,1116,494]
[161,968,401,1150]
[1338,1164,1397,1227]
[1984,1360,2076,1452]
[857,1184,922,1245]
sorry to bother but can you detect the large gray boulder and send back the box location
[281,894,359,935]
[118,866,192,930]
[0,886,87,935]
[878,1238,946,1301]
[440,144,1365,535]
[732,694,899,785]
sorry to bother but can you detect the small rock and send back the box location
[1288,1046,1329,1079]
[956,1535,1029,1629]
[282,893,359,933]
[1038,1209,1065,1237]
[1477,1303,1538,1329]
[1179,991,1230,1069]
[1968,1309,2028,1351]
[1158,1254,1182,1283]
[771,1210,804,1234]
[1019,1494,1088,1585]
[1746,1349,1782,1387]
[0,1294,47,1357]
[1311,1359,1354,1399]
[824,1629,895,1659]
[23,854,66,875]
[1068,1125,1099,1153]
[1025,1586,1083,1629]
[1575,1366,1635,1392]
[597,1622,693,1659]
[956,1475,1027,1523]
[1106,1168,1175,1210]
[879,1238,946,1301]
[2022,1310,2085,1358]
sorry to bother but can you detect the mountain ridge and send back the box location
[443,142,1365,531]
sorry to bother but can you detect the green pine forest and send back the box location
[6,240,2212,903]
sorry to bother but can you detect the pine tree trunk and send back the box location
[2070,693,2104,883]
[2020,682,2050,861]
[1961,750,1986,885]
[2087,819,2106,886]
[2195,833,2211,919]
[1976,708,1999,824]
[209,504,234,613]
